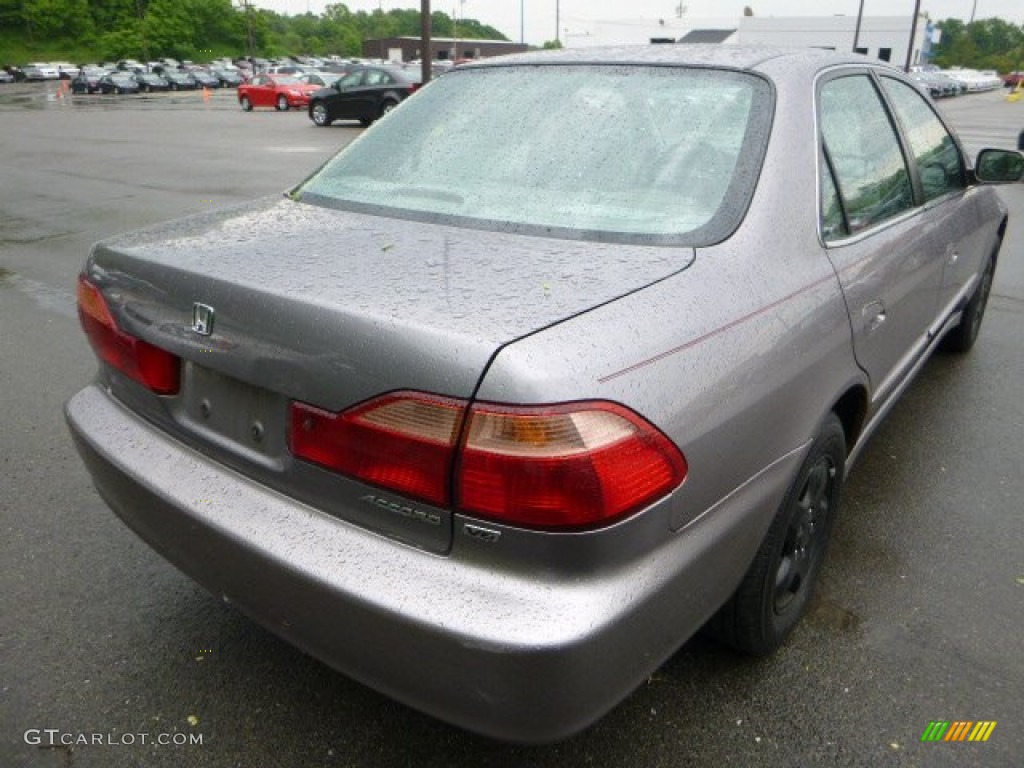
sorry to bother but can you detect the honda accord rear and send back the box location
[66,45,1016,741]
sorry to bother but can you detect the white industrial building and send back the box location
[563,14,933,68]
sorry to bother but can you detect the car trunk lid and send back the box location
[84,196,695,551]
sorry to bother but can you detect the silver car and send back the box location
[65,45,1023,742]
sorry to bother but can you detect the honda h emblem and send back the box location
[191,303,215,336]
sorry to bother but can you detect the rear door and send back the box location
[344,68,392,120]
[252,75,273,107]
[818,71,944,405]
[330,70,366,119]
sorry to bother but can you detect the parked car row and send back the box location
[5,61,77,80]
[909,70,968,98]
[945,67,1004,91]
[68,65,243,94]
[1,54,422,87]
[908,66,1003,98]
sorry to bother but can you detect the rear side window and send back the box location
[879,76,965,202]
[820,75,913,236]
[365,70,392,85]
[337,71,363,88]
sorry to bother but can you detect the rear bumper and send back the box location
[66,383,797,742]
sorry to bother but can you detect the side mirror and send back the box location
[976,148,1024,183]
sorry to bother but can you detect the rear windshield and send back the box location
[297,64,772,245]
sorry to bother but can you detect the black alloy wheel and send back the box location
[707,413,846,655]
[311,102,331,126]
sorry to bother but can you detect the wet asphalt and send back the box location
[0,81,1021,768]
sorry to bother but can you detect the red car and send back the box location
[237,74,319,111]
[1004,71,1024,88]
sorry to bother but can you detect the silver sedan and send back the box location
[65,45,1023,742]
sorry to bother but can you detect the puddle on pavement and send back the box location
[0,82,236,112]
[806,593,861,633]
[0,266,77,319]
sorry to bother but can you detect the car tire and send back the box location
[240,96,252,112]
[311,102,331,126]
[940,249,996,354]
[276,95,289,111]
[359,118,373,127]
[380,99,398,118]
[707,413,846,655]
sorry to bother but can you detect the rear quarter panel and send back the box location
[476,56,863,537]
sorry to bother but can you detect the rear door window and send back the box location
[819,75,914,236]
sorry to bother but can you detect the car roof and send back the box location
[465,43,878,73]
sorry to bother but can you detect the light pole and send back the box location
[852,0,865,52]
[453,0,465,62]
[421,0,432,84]
[556,0,560,45]
[905,0,922,71]
[520,0,525,44]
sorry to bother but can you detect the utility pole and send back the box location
[520,0,525,44]
[556,0,560,44]
[905,0,922,71]
[969,0,977,23]
[421,0,431,84]
[852,0,865,52]
[240,0,256,57]
[453,0,465,63]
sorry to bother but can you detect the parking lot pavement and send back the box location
[1,84,1022,767]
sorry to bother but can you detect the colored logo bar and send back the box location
[921,721,997,742]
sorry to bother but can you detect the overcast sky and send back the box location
[251,1,1024,46]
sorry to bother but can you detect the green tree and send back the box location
[22,0,95,41]
[97,20,146,59]
[1,0,508,62]
[932,17,1024,70]
[142,0,198,59]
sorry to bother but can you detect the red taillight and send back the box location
[289,393,464,507]
[289,393,686,529]
[76,274,181,395]
[457,402,687,528]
